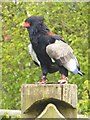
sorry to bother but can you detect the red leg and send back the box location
[58,74,68,84]
[37,76,47,84]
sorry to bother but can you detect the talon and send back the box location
[58,79,68,84]
[36,80,47,84]
[37,80,47,84]
[36,76,47,84]
[58,74,68,84]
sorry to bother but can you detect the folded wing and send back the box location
[46,40,81,74]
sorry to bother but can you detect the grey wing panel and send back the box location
[46,40,74,64]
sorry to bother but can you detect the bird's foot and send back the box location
[36,76,47,84]
[58,74,68,84]
[58,77,68,84]
[58,79,68,84]
[37,80,47,84]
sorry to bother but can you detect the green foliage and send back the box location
[1,2,89,115]
[0,112,21,120]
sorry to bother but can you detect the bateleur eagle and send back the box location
[22,16,84,84]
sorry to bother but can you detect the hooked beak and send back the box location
[21,22,30,28]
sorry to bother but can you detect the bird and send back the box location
[22,16,84,84]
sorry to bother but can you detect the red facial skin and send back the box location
[23,22,30,27]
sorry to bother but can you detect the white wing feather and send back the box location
[28,44,41,66]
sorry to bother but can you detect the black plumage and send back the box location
[23,16,84,84]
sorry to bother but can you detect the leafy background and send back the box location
[1,2,89,115]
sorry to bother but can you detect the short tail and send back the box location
[78,70,85,76]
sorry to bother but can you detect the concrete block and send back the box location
[21,84,77,118]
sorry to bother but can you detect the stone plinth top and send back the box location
[21,84,77,116]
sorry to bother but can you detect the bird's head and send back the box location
[22,16,44,28]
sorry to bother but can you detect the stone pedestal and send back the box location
[21,84,77,118]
